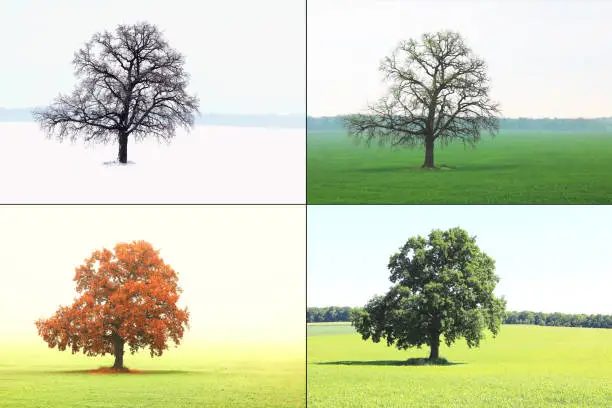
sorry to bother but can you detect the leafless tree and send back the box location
[33,22,199,164]
[345,31,500,169]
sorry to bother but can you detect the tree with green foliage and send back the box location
[352,227,506,361]
[344,31,500,168]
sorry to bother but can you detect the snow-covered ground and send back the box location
[0,123,305,203]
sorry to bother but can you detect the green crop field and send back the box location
[0,337,305,408]
[307,131,612,204]
[307,323,612,408]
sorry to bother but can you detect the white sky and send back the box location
[307,0,612,118]
[0,0,305,115]
[0,206,305,343]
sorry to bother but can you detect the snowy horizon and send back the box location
[0,108,305,129]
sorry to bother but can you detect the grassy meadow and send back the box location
[0,336,305,408]
[307,131,612,204]
[307,323,612,407]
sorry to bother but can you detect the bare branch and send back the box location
[33,21,200,162]
[345,30,501,167]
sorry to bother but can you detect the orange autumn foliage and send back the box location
[35,240,189,360]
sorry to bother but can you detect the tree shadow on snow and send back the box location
[102,160,136,166]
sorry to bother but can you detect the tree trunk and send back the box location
[113,336,125,369]
[118,132,128,164]
[429,332,440,360]
[422,136,435,168]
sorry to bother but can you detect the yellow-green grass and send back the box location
[0,336,304,408]
[307,323,611,407]
[307,131,612,204]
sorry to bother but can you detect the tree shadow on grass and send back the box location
[315,358,464,367]
[354,163,521,173]
[455,163,519,172]
[354,165,457,174]
[50,368,191,375]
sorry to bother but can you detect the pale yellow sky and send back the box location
[0,205,305,344]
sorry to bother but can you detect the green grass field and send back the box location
[307,131,612,204]
[307,323,612,407]
[0,336,304,408]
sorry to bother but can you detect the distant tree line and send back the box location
[307,116,612,133]
[504,311,612,328]
[307,307,612,329]
[307,306,354,323]
[0,108,304,128]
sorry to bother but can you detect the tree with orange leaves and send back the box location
[35,240,189,369]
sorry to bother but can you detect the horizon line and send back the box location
[306,305,611,315]
[0,107,306,117]
[307,114,612,120]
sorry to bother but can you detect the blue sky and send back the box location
[308,0,612,117]
[0,0,304,114]
[308,205,612,315]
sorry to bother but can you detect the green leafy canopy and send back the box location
[352,227,506,355]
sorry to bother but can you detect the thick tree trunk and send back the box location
[118,132,128,164]
[422,136,435,168]
[429,332,440,360]
[113,336,125,369]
